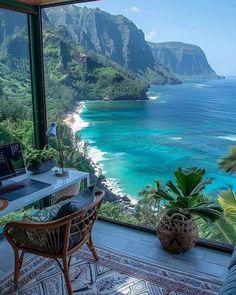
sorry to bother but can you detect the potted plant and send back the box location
[26,148,57,174]
[143,168,222,253]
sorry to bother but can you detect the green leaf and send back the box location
[218,189,236,209]
[219,146,236,174]
[189,205,222,222]
[198,217,236,244]
[166,180,183,197]
[218,190,236,224]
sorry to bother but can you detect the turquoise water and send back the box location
[80,78,236,198]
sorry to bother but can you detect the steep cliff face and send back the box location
[0,9,149,101]
[149,42,220,79]
[45,5,181,84]
[0,10,27,45]
[43,27,149,100]
[46,6,154,73]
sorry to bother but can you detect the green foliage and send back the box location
[197,216,236,244]
[218,190,236,224]
[25,147,57,165]
[0,207,38,234]
[0,96,31,121]
[0,120,34,148]
[136,180,166,227]
[157,168,222,222]
[219,146,236,174]
[137,168,222,229]
[42,28,149,102]
[134,200,159,228]
[100,202,140,225]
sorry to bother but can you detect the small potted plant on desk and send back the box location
[141,168,222,253]
[26,148,57,174]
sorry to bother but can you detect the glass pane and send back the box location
[0,9,34,148]
[0,9,35,230]
[43,7,95,178]
[43,2,236,246]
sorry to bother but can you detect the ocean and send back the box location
[79,78,236,198]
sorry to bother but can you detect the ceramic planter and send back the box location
[27,158,57,174]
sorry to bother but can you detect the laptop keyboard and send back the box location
[0,178,51,202]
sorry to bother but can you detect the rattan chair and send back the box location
[4,190,105,295]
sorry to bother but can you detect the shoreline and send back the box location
[63,102,138,210]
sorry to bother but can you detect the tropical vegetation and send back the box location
[25,148,57,166]
[136,168,222,228]
[219,146,236,174]
[0,9,236,247]
[99,167,236,245]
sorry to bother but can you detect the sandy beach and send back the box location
[63,102,137,208]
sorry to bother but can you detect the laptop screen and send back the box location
[0,142,26,183]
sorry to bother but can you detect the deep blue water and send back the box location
[80,78,236,198]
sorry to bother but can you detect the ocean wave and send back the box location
[193,84,208,88]
[114,152,126,156]
[149,95,160,100]
[88,145,107,162]
[170,136,183,141]
[217,135,236,142]
[147,92,161,100]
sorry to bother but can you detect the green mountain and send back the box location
[149,42,222,79]
[45,5,181,85]
[44,25,149,102]
[0,9,150,107]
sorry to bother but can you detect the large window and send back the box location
[42,2,236,246]
[0,9,36,234]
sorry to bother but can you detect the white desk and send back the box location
[0,168,90,217]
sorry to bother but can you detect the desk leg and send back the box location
[39,195,52,209]
[86,174,90,187]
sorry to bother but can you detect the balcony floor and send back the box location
[0,220,231,283]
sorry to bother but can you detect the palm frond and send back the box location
[173,167,210,197]
[189,204,222,222]
[218,189,236,224]
[166,180,183,197]
[197,217,236,244]
[219,146,236,174]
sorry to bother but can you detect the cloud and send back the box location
[145,30,158,42]
[130,6,141,12]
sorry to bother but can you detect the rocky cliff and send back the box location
[45,5,181,85]
[0,9,149,102]
[149,42,221,79]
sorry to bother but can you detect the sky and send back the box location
[78,0,236,76]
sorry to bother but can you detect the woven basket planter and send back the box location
[157,212,198,253]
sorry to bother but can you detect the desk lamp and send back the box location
[46,122,68,177]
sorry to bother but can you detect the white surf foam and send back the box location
[149,95,160,100]
[88,145,107,163]
[193,84,208,88]
[148,92,161,100]
[64,102,137,203]
[170,136,183,141]
[217,135,236,142]
[63,102,89,133]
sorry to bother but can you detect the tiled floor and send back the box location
[0,220,232,282]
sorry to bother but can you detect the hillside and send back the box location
[0,9,149,111]
[149,42,222,79]
[45,5,181,85]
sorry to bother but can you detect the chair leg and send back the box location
[13,250,24,288]
[86,236,99,261]
[62,257,73,295]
